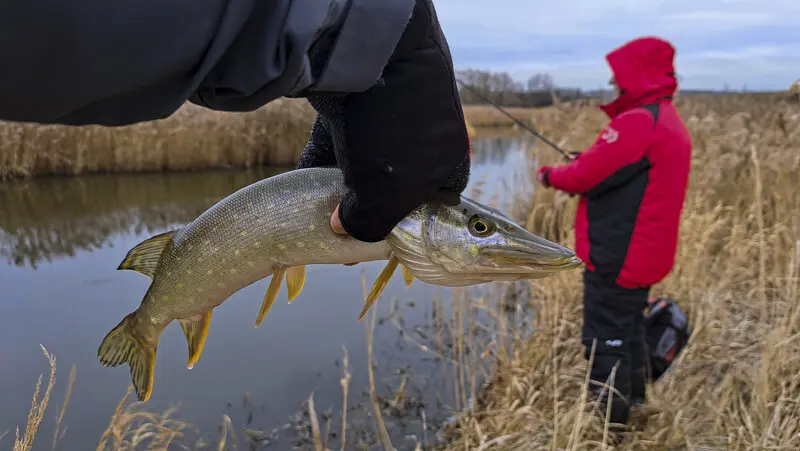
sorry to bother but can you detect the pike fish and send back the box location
[97,167,581,402]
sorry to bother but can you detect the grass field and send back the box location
[5,92,800,450]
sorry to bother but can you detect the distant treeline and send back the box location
[456,69,599,108]
[455,68,789,108]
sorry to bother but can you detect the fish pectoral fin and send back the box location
[400,264,414,288]
[285,266,306,304]
[343,262,359,266]
[178,310,213,369]
[357,255,399,321]
[117,229,177,278]
[97,311,158,403]
[255,268,286,328]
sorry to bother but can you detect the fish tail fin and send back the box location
[97,311,158,403]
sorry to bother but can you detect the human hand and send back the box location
[536,167,551,188]
[300,0,470,244]
[330,203,349,236]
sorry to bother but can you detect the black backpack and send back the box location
[642,296,692,382]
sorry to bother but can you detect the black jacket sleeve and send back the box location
[300,0,471,242]
[0,0,415,125]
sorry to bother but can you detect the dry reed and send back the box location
[339,346,352,451]
[0,98,316,180]
[362,270,395,451]
[0,99,501,181]
[4,92,798,451]
[441,92,800,450]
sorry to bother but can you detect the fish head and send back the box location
[388,197,583,286]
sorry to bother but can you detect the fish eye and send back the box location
[468,215,496,237]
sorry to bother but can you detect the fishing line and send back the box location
[455,77,573,161]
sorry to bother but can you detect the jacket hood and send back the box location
[599,36,678,118]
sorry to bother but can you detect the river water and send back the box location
[0,133,538,450]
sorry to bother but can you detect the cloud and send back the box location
[434,0,799,90]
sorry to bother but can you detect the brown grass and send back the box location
[462,105,547,129]
[0,98,316,180]
[440,92,800,449]
[4,92,798,450]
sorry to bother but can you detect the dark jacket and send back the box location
[0,0,470,243]
[538,37,693,289]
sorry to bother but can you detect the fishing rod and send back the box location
[455,77,573,161]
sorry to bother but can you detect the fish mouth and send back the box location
[482,240,583,270]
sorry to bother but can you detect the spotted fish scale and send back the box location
[143,168,391,325]
[96,167,582,402]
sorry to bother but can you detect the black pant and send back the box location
[581,269,650,425]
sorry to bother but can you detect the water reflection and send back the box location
[1,134,538,270]
[0,168,287,268]
[0,134,538,450]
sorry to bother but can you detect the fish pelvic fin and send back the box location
[117,230,177,278]
[255,268,285,328]
[357,255,399,321]
[400,264,414,288]
[178,310,213,369]
[285,266,306,304]
[97,311,158,403]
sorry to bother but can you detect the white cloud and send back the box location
[434,0,799,90]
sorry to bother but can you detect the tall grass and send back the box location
[0,99,316,180]
[4,93,798,450]
[441,93,800,449]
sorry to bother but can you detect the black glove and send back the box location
[297,0,471,243]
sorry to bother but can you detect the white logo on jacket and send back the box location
[600,126,619,144]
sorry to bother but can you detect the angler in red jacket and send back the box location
[537,36,692,426]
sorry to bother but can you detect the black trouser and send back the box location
[582,269,650,425]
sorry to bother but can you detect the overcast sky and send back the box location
[434,0,798,91]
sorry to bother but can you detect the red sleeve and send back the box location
[543,110,654,195]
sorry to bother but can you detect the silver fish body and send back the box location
[98,167,581,402]
[138,167,392,326]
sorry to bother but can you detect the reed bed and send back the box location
[0,98,316,180]
[441,92,800,450]
[4,92,798,450]
[0,98,513,181]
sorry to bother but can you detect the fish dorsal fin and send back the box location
[357,255,399,321]
[117,230,177,278]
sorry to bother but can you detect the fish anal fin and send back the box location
[178,310,213,369]
[117,230,177,278]
[285,266,306,304]
[255,268,286,328]
[358,255,399,321]
[97,311,158,403]
[400,264,414,288]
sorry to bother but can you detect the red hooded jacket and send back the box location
[538,37,692,289]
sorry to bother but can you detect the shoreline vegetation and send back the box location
[1,91,792,181]
[3,91,800,450]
